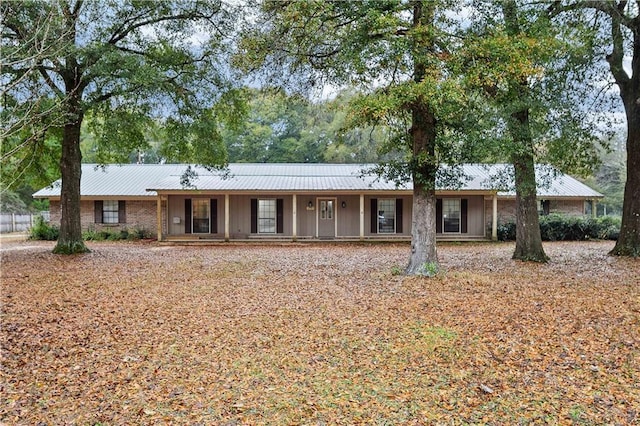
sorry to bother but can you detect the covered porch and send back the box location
[153,191,500,243]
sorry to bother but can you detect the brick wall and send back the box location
[48,199,160,237]
[548,199,585,216]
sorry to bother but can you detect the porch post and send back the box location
[156,196,163,241]
[359,193,365,241]
[291,194,297,241]
[491,194,498,241]
[591,199,597,218]
[224,193,230,242]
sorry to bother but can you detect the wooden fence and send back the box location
[0,212,49,233]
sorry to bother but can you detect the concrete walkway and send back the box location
[0,232,29,243]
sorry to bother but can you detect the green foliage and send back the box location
[51,241,90,255]
[1,128,62,195]
[29,216,59,241]
[580,136,626,216]
[460,1,606,176]
[390,265,404,276]
[220,88,389,164]
[237,1,469,183]
[419,261,440,277]
[83,227,150,242]
[497,221,517,241]
[85,109,153,164]
[0,191,28,213]
[498,214,621,242]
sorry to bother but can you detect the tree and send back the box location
[463,0,604,262]
[549,1,639,257]
[238,0,467,275]
[220,88,388,164]
[1,0,243,253]
[222,88,329,163]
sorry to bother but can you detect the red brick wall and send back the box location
[49,199,161,237]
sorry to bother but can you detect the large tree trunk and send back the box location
[53,113,88,254]
[405,106,439,275]
[509,108,548,263]
[608,28,640,257]
[502,0,547,263]
[512,151,548,262]
[610,71,640,256]
[406,184,438,275]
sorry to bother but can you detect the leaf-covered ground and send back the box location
[1,240,638,425]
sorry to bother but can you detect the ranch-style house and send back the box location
[33,163,603,242]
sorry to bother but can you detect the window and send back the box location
[192,199,210,233]
[584,200,593,216]
[443,198,460,233]
[258,199,276,233]
[320,200,334,220]
[102,200,119,224]
[540,200,550,216]
[378,199,396,233]
[95,200,125,224]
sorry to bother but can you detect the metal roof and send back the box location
[33,163,603,198]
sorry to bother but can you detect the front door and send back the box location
[317,198,336,238]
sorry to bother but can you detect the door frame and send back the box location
[316,197,337,238]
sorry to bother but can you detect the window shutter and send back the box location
[436,199,442,233]
[370,198,378,234]
[118,201,126,224]
[542,200,550,216]
[94,200,103,223]
[395,198,403,233]
[211,199,218,234]
[276,199,284,233]
[461,199,468,233]
[185,199,192,234]
[250,199,257,233]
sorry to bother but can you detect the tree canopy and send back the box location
[1,0,245,253]
[549,0,639,257]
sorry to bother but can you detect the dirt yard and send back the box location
[1,240,638,425]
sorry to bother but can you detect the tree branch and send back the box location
[108,8,221,46]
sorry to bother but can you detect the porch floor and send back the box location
[160,234,492,245]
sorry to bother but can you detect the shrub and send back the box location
[497,215,621,242]
[132,227,150,239]
[593,216,621,240]
[29,216,59,241]
[496,221,516,241]
[83,226,150,241]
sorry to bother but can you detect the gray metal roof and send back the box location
[33,164,187,198]
[33,163,603,198]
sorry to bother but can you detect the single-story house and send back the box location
[33,163,603,242]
